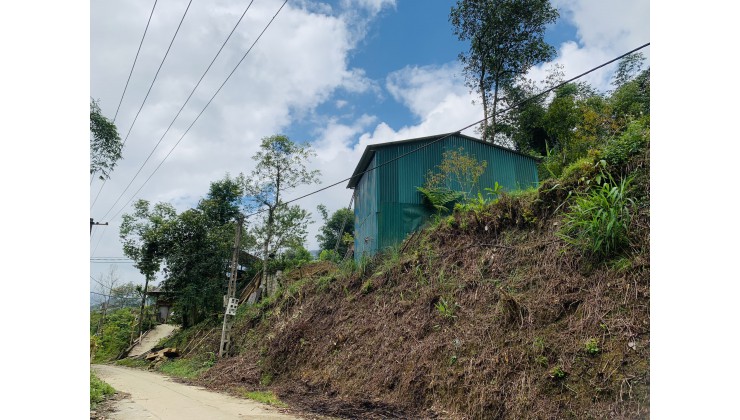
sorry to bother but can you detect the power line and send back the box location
[105,0,291,223]
[98,0,257,221]
[91,0,194,211]
[242,42,651,220]
[96,41,649,257]
[91,261,137,264]
[90,290,141,301]
[113,0,159,123]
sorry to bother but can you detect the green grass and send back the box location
[90,371,115,409]
[239,389,288,408]
[158,354,215,379]
[558,173,635,258]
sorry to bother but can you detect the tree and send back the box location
[243,135,320,295]
[316,205,354,258]
[120,176,253,328]
[90,98,123,181]
[450,0,558,143]
[120,200,174,334]
[417,148,488,213]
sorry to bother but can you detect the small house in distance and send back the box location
[347,132,539,260]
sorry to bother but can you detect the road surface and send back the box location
[128,324,180,358]
[93,364,301,419]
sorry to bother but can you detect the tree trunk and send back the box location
[137,274,150,339]
[480,73,489,141]
[491,78,500,143]
[261,206,274,295]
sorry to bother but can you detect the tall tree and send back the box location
[450,0,558,143]
[243,135,320,295]
[90,98,123,180]
[119,200,174,335]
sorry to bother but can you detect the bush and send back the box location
[319,249,341,263]
[558,173,635,258]
[602,119,648,167]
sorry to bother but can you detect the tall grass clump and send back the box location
[90,371,115,409]
[558,174,635,258]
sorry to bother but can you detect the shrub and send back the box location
[602,119,648,167]
[319,249,341,263]
[558,173,635,258]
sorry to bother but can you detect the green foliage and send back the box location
[319,249,341,263]
[90,371,116,409]
[454,182,503,216]
[361,279,374,294]
[558,173,636,258]
[611,52,646,88]
[602,119,649,167]
[584,338,600,355]
[240,390,287,408]
[418,148,487,213]
[159,355,214,379]
[316,205,354,258]
[92,307,154,362]
[90,98,122,180]
[244,134,320,290]
[417,186,465,214]
[260,373,273,386]
[272,244,313,272]
[549,365,567,379]
[450,0,559,142]
[120,175,252,328]
[434,298,458,320]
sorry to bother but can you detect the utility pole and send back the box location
[219,215,244,358]
[90,217,108,235]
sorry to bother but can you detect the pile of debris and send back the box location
[144,347,179,369]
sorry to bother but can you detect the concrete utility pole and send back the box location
[90,217,108,235]
[219,215,244,358]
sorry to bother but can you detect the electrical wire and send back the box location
[98,0,257,222]
[105,0,291,222]
[113,0,159,123]
[241,42,651,220]
[93,42,649,263]
[91,0,194,211]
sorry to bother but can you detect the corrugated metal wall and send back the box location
[354,154,378,259]
[353,135,539,260]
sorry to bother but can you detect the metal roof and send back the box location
[346,132,539,189]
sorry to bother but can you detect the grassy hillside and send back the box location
[155,127,649,419]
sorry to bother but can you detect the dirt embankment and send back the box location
[176,149,650,419]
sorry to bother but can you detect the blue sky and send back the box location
[87,0,650,294]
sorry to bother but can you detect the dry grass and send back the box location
[194,148,650,419]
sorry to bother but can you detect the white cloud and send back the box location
[89,0,649,289]
[90,0,398,284]
[541,0,651,91]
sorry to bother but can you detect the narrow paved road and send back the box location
[93,364,301,419]
[128,324,180,358]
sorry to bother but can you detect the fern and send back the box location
[417,187,464,214]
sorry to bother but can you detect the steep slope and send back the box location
[166,138,650,419]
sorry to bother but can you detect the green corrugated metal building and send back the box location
[347,132,540,261]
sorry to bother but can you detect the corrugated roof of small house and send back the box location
[346,132,539,189]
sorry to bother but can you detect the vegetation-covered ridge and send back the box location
[153,123,649,419]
